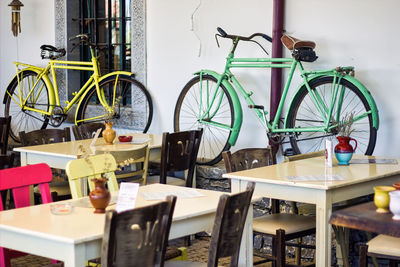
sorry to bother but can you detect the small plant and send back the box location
[337,112,355,137]
[104,96,123,123]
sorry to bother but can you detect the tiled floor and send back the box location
[11,236,312,267]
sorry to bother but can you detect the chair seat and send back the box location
[165,261,205,267]
[367,234,400,257]
[146,175,186,186]
[253,213,315,235]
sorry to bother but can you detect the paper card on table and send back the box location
[115,182,139,213]
[90,128,102,147]
[350,158,398,164]
[286,175,344,181]
[140,188,205,200]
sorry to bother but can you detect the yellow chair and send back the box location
[66,153,119,198]
[96,144,150,185]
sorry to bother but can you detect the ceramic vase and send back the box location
[89,177,111,213]
[389,191,400,220]
[334,136,357,165]
[374,186,395,213]
[103,122,116,145]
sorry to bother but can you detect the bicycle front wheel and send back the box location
[76,74,153,132]
[286,76,377,155]
[174,75,234,165]
[4,70,50,142]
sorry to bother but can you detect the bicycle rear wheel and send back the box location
[76,74,153,133]
[4,70,50,142]
[174,75,234,165]
[286,76,377,155]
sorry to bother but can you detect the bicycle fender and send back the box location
[3,68,56,108]
[194,70,243,146]
[74,71,135,124]
[284,75,379,129]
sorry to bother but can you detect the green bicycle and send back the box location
[174,27,379,165]
[4,34,153,142]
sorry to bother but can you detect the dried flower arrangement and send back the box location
[337,112,355,137]
[104,96,123,123]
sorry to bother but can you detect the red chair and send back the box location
[0,163,53,267]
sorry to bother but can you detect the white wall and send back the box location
[147,0,400,157]
[0,0,55,116]
[1,0,399,158]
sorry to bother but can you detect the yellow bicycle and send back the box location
[3,34,153,142]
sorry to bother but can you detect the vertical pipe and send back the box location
[270,0,284,149]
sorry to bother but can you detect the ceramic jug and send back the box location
[334,136,357,165]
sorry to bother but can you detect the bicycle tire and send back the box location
[4,70,50,142]
[76,74,153,133]
[174,75,234,165]
[286,76,377,155]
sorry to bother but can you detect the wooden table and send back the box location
[0,184,228,267]
[223,155,400,267]
[14,133,162,168]
[330,201,400,237]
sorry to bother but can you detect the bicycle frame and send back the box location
[6,48,117,122]
[197,51,379,146]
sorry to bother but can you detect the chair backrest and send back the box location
[283,150,325,162]
[0,163,53,267]
[66,153,119,198]
[72,123,105,140]
[0,117,11,154]
[222,147,276,173]
[160,129,203,187]
[19,128,71,146]
[207,182,255,267]
[97,144,150,184]
[101,195,177,267]
[0,163,52,210]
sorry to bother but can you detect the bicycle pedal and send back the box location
[283,148,295,156]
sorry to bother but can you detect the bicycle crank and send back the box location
[49,106,66,127]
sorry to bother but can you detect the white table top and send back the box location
[223,155,400,190]
[0,184,225,245]
[14,133,162,159]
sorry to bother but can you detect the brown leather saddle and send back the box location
[281,35,316,50]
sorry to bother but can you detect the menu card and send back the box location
[115,182,139,213]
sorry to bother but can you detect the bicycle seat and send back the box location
[40,45,66,60]
[281,35,316,51]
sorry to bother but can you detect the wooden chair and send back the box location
[147,129,202,188]
[19,128,72,201]
[19,128,71,146]
[223,148,316,266]
[0,163,53,267]
[101,195,177,267]
[359,235,400,267]
[66,153,119,198]
[0,117,11,154]
[165,182,255,267]
[97,144,150,184]
[72,123,105,140]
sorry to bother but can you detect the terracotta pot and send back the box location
[103,122,116,145]
[89,177,111,214]
[334,136,358,165]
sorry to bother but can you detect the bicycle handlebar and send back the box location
[69,34,96,52]
[217,27,272,43]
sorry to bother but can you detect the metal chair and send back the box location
[223,148,316,266]
[101,195,177,267]
[72,123,105,140]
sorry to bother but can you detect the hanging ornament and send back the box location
[8,0,24,37]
